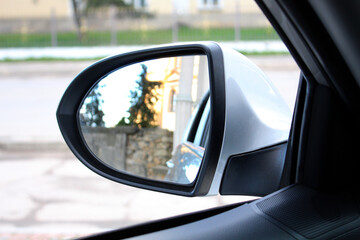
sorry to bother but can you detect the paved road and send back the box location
[0,149,257,239]
[0,56,299,239]
[0,61,90,145]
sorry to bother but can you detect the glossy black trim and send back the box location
[77,201,251,240]
[57,42,226,196]
[220,142,287,196]
[279,74,306,187]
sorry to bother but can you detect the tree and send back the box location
[85,0,132,11]
[80,85,105,127]
[71,0,133,41]
[118,64,162,128]
[71,0,84,41]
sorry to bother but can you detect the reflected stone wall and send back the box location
[81,126,173,180]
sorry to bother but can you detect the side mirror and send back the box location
[57,42,291,197]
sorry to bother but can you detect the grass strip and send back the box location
[0,27,280,48]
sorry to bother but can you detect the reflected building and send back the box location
[146,55,209,149]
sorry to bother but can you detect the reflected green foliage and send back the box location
[117,64,162,128]
[80,85,105,127]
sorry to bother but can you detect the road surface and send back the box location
[0,56,299,239]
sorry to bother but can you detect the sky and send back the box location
[82,57,172,127]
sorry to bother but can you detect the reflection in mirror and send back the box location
[79,55,209,185]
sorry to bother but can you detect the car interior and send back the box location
[57,0,360,239]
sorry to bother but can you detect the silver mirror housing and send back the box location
[57,42,291,197]
[210,47,291,196]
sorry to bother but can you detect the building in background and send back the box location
[0,0,269,34]
[0,0,72,33]
[0,0,71,19]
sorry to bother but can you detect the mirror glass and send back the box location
[78,55,209,185]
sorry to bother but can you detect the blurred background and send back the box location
[0,0,299,239]
[1,0,280,48]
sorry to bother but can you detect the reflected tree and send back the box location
[118,64,162,128]
[80,85,105,127]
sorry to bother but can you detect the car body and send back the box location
[58,0,360,239]
[164,91,209,184]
